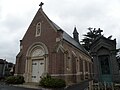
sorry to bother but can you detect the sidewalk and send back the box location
[0,81,65,90]
[13,82,42,89]
[14,83,66,90]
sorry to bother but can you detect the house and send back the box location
[90,36,120,84]
[0,59,6,78]
[15,3,93,88]
[0,59,14,78]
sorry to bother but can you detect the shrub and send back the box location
[39,74,66,88]
[14,75,25,84]
[5,76,15,84]
[5,75,25,84]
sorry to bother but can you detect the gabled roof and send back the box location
[91,35,116,47]
[90,35,116,53]
[50,16,89,56]
[39,8,90,56]
[63,31,89,54]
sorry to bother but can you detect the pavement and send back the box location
[12,82,89,90]
[13,83,41,89]
[0,81,41,89]
[13,83,64,90]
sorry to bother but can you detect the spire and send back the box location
[73,27,79,43]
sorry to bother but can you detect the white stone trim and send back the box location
[56,44,65,53]
[35,22,41,37]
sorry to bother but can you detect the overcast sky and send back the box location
[0,0,120,63]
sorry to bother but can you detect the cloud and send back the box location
[0,15,24,32]
[0,0,120,63]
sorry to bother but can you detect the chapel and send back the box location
[15,3,93,86]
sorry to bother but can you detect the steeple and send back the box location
[73,27,79,43]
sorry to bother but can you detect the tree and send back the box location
[116,49,120,70]
[81,27,103,51]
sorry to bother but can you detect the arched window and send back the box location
[36,22,41,37]
[66,51,71,71]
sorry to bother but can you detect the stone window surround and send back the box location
[35,22,41,37]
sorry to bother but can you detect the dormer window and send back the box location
[36,22,41,37]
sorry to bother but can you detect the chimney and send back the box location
[73,27,79,43]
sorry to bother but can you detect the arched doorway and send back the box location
[31,48,45,82]
[25,42,48,83]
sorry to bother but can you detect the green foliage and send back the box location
[5,76,15,84]
[81,27,103,51]
[39,74,66,88]
[5,75,25,84]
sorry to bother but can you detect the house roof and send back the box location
[0,59,6,64]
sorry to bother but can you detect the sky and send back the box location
[0,0,120,63]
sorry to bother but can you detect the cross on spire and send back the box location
[88,27,93,31]
[39,2,44,8]
[97,28,103,35]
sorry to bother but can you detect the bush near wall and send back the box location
[5,75,25,84]
[39,74,66,88]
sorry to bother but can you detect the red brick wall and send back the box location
[15,9,59,74]
[56,49,64,74]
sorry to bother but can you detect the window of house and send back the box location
[71,54,76,73]
[85,60,88,72]
[36,22,41,37]
[80,58,84,80]
[77,59,80,72]
[66,52,71,71]
[80,58,83,72]
[89,63,92,79]
[84,60,89,79]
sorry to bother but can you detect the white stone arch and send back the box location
[26,42,48,57]
[56,45,65,53]
[31,47,44,57]
[25,42,49,82]
[65,49,71,72]
[72,51,77,58]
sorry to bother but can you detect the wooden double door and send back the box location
[32,59,45,82]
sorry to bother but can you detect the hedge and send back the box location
[5,75,25,84]
[39,74,66,88]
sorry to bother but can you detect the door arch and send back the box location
[25,42,48,82]
[31,48,45,82]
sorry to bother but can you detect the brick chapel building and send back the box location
[15,3,93,85]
